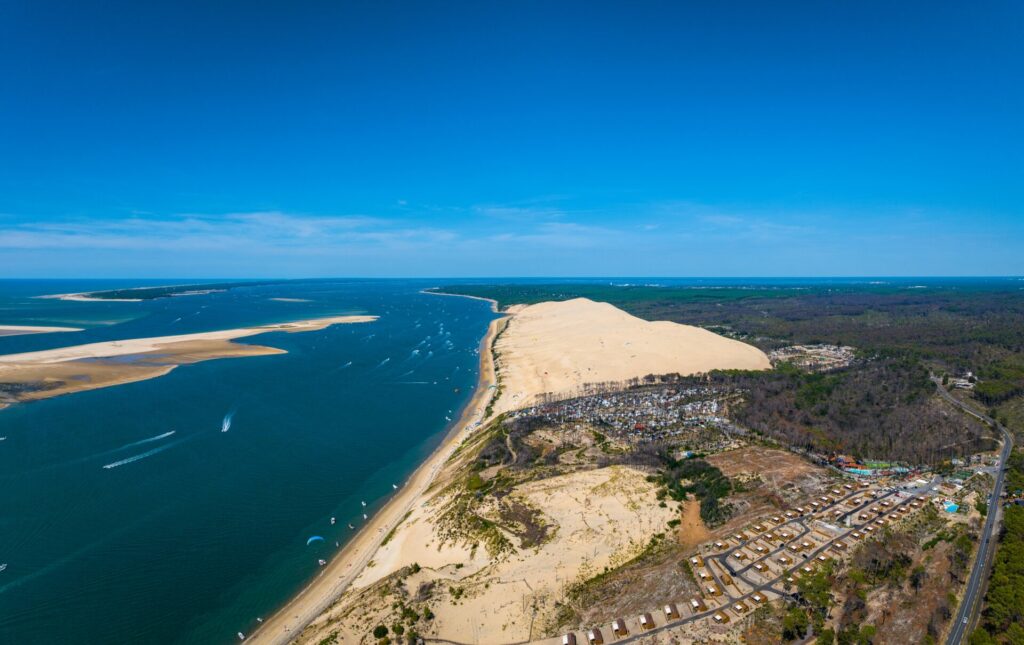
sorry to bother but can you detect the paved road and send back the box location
[935,380,1014,645]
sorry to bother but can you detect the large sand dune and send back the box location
[253,297,771,645]
[491,298,770,414]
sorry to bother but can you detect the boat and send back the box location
[361,500,366,507]
[362,513,368,520]
[237,632,245,641]
[330,517,336,525]
[0,563,7,572]
[348,523,355,530]
[392,483,398,490]
[318,559,327,566]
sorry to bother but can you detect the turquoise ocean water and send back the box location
[0,279,495,644]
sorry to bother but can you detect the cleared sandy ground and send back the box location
[0,324,83,337]
[0,316,376,408]
[491,298,771,414]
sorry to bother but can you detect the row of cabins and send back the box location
[562,591,772,643]
[571,483,915,644]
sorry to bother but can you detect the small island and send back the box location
[39,280,293,301]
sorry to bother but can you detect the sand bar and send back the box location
[0,315,376,408]
[0,324,83,337]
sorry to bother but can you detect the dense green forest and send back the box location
[971,451,1024,644]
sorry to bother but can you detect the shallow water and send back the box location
[0,279,495,644]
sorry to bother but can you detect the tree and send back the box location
[910,565,927,592]
[968,628,997,645]
[782,606,809,641]
[1007,623,1024,645]
[372,625,389,639]
[817,628,836,645]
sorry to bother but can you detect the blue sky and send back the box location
[1,1,1021,277]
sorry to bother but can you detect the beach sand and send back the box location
[0,315,377,408]
[245,306,507,645]
[255,296,770,644]
[0,324,83,337]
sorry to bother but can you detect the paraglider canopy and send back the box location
[306,536,324,546]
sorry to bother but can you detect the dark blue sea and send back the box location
[0,279,495,644]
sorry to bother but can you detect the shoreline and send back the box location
[421,288,503,311]
[247,298,506,644]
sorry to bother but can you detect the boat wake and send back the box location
[221,410,236,433]
[103,439,184,469]
[118,430,176,450]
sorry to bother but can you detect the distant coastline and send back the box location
[37,280,292,302]
[422,287,502,311]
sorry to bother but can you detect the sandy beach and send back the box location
[253,296,770,644]
[0,324,83,337]
[245,303,506,645]
[0,315,377,408]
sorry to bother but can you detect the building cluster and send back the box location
[768,344,856,371]
[513,386,728,446]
